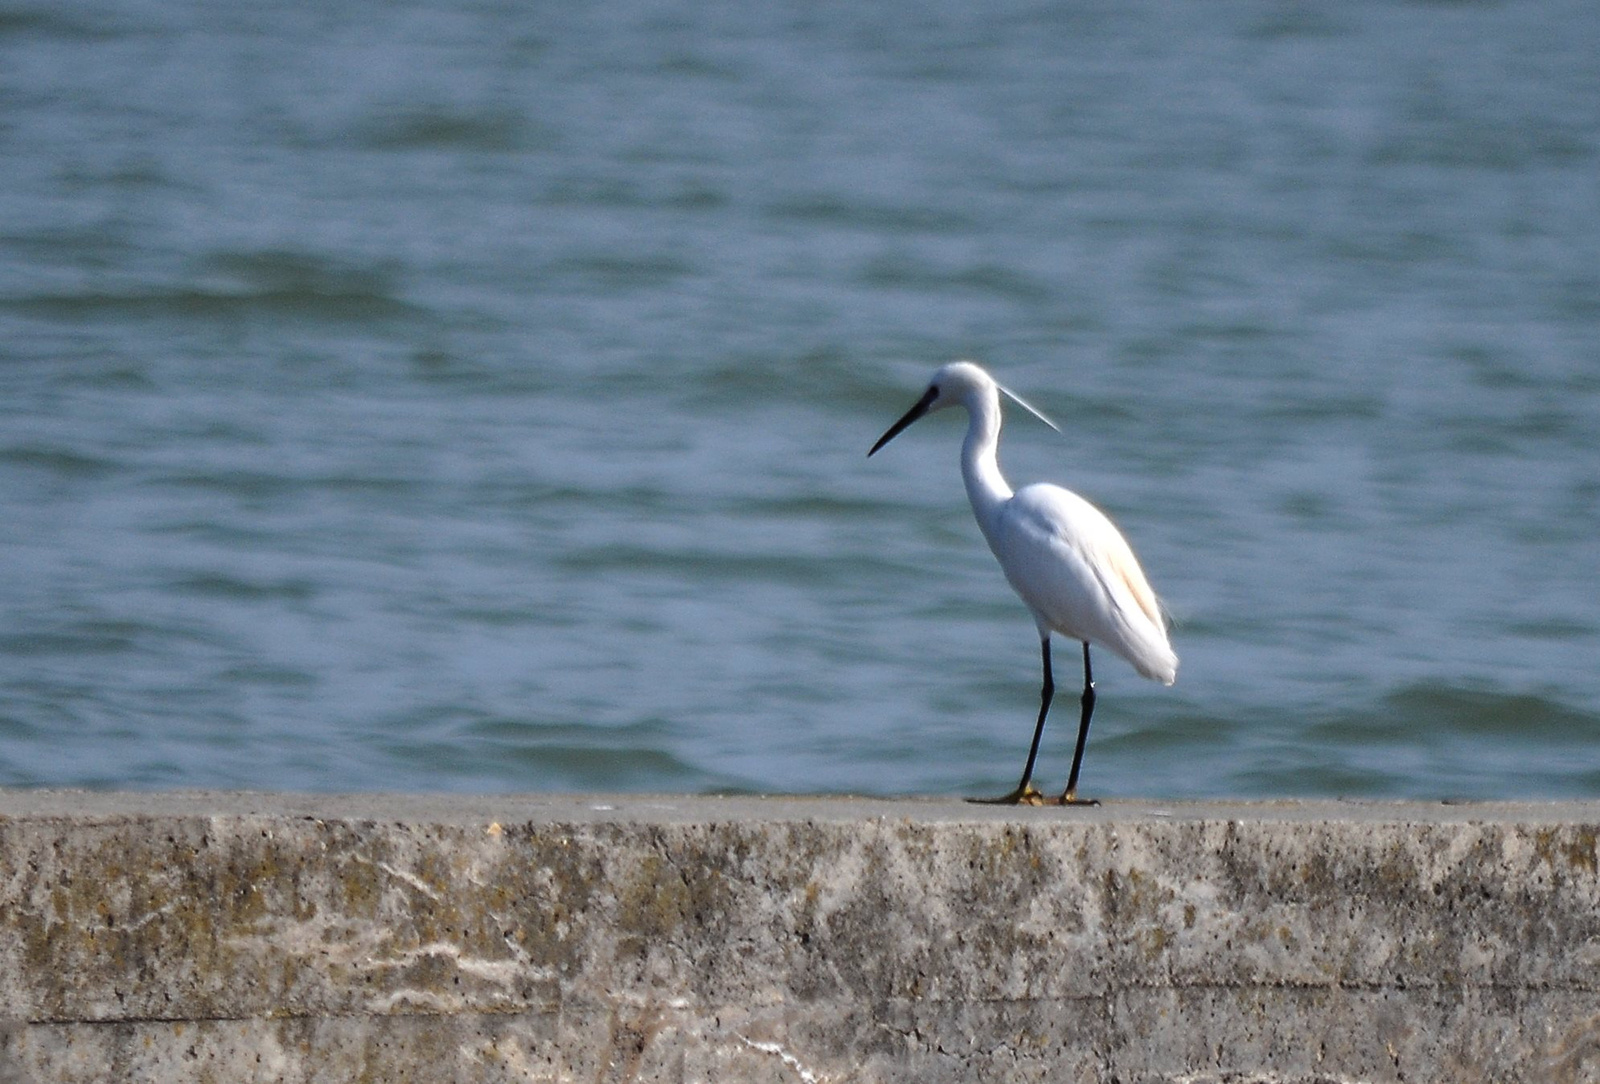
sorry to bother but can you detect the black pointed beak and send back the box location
[868,386,938,457]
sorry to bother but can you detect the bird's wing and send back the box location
[992,484,1177,683]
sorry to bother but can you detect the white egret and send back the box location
[869,361,1177,805]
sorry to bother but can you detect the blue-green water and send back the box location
[2,1,1598,798]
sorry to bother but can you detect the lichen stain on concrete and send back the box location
[1533,825,1600,879]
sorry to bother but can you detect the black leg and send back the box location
[968,637,1053,805]
[1060,642,1098,805]
[1016,637,1054,793]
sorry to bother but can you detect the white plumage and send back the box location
[990,484,1177,684]
[869,360,1176,804]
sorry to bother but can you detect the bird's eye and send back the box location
[929,384,940,396]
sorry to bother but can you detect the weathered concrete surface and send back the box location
[1,792,1599,1083]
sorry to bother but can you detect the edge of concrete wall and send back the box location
[2,791,1598,1083]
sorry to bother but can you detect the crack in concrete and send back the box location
[738,1035,829,1084]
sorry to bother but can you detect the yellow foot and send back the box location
[1055,789,1100,807]
[967,783,1048,806]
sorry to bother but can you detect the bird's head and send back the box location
[868,361,1057,456]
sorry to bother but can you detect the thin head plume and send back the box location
[998,383,1061,433]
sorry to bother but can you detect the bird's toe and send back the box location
[968,783,1049,806]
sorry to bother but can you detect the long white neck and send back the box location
[959,384,1013,536]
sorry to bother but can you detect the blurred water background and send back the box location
[2,0,1598,798]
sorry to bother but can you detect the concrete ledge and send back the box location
[1,792,1599,1082]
